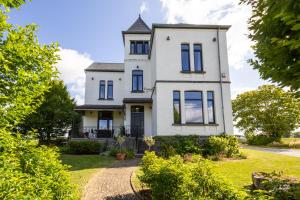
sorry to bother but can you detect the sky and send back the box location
[8,0,268,105]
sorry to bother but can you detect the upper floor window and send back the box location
[99,80,105,99]
[207,91,215,124]
[132,70,143,92]
[107,80,113,99]
[130,41,149,55]
[184,91,204,123]
[194,44,203,72]
[181,44,190,72]
[173,91,181,124]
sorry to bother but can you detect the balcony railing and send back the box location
[73,125,144,139]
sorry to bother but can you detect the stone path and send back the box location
[242,145,300,157]
[82,159,139,200]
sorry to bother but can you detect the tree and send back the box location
[232,85,300,142]
[20,80,80,143]
[240,0,300,91]
[0,1,76,199]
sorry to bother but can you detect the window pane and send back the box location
[207,91,215,123]
[144,42,149,54]
[138,75,143,91]
[99,81,105,99]
[185,91,203,123]
[207,91,213,100]
[132,76,137,91]
[181,44,190,71]
[137,42,143,54]
[99,120,108,130]
[173,91,181,124]
[107,81,113,99]
[194,51,202,72]
[130,42,135,54]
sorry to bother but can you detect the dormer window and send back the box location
[130,41,149,55]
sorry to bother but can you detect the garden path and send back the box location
[82,158,139,200]
[242,145,300,157]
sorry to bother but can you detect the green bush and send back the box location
[64,140,105,154]
[108,147,135,159]
[154,135,202,157]
[246,132,276,145]
[0,130,77,199]
[139,151,247,200]
[203,134,240,159]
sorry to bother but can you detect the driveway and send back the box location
[242,145,300,157]
[82,159,139,200]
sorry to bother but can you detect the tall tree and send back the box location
[241,0,300,91]
[21,80,80,143]
[232,85,300,142]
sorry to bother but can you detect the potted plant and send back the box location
[116,135,126,160]
[144,136,155,151]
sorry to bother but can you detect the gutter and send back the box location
[217,27,226,133]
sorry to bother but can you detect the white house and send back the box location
[75,15,233,139]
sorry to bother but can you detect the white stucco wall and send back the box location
[85,71,124,105]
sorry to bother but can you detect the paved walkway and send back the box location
[242,145,300,157]
[82,159,139,200]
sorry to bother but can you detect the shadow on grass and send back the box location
[104,193,137,200]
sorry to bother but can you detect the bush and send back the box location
[0,130,77,199]
[139,152,247,200]
[108,147,135,159]
[203,134,241,159]
[246,132,276,145]
[63,140,105,154]
[154,135,202,157]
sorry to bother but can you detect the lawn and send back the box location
[60,154,116,197]
[266,137,300,149]
[217,149,300,189]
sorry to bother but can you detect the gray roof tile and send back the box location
[124,15,151,33]
[85,62,124,72]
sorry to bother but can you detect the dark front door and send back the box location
[131,106,144,138]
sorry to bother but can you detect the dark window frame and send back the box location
[132,70,143,92]
[184,90,204,124]
[97,111,113,130]
[193,43,203,72]
[173,91,181,124]
[107,80,113,99]
[207,91,216,124]
[99,80,105,99]
[181,43,190,72]
[130,41,149,55]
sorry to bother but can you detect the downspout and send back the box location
[217,27,226,133]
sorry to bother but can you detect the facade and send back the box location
[75,16,234,139]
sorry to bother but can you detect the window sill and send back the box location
[131,91,144,93]
[172,123,219,126]
[180,71,206,74]
[129,53,149,55]
[98,98,114,101]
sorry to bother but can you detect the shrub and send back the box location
[246,132,276,145]
[108,147,135,159]
[154,135,202,157]
[139,152,247,200]
[203,134,240,159]
[0,130,77,199]
[64,140,105,154]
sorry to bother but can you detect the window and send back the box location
[132,70,143,92]
[130,41,149,54]
[194,44,203,72]
[207,91,215,124]
[98,111,113,130]
[184,91,204,123]
[99,80,105,99]
[173,91,181,124]
[107,80,113,99]
[181,44,190,72]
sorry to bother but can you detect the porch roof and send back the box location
[123,98,152,103]
[75,104,124,110]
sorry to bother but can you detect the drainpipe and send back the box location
[217,27,226,134]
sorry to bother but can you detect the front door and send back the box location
[131,106,144,138]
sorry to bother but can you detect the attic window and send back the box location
[130,41,149,55]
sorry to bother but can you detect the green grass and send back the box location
[217,149,300,189]
[60,154,116,197]
[266,138,300,149]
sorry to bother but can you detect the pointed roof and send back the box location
[123,15,151,34]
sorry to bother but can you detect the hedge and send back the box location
[62,140,105,154]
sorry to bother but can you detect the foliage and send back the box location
[240,0,300,92]
[108,147,135,159]
[20,80,80,143]
[232,85,300,143]
[143,136,155,150]
[245,132,276,145]
[139,151,247,200]
[116,135,125,149]
[252,171,300,200]
[63,140,105,154]
[203,134,241,159]
[0,130,77,199]
[154,135,202,158]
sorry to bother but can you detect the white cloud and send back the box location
[56,48,93,105]
[231,86,256,99]
[140,1,148,15]
[159,0,253,70]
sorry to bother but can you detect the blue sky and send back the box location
[8,0,268,105]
